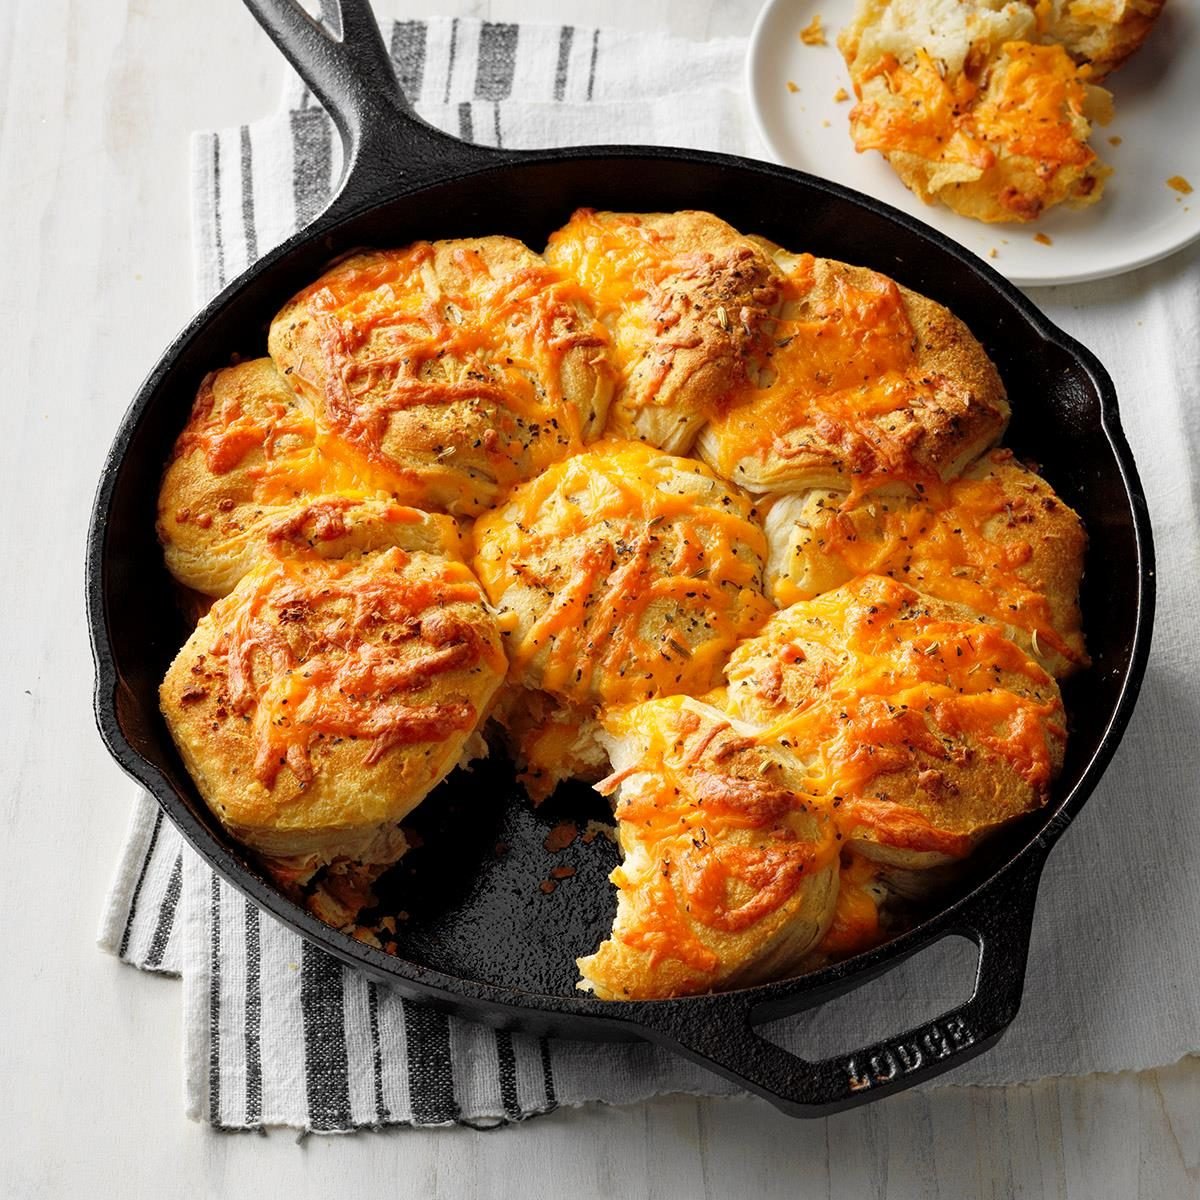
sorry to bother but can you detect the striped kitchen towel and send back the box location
[100,10,1200,1132]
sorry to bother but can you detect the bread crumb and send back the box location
[1167,175,1194,195]
[822,119,831,127]
[1108,135,1122,146]
[787,80,800,94]
[544,819,577,852]
[799,14,826,45]
[1033,233,1053,246]
[834,87,850,102]
[989,248,998,258]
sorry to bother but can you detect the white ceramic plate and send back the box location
[745,0,1200,286]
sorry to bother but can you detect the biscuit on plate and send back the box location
[269,237,615,517]
[544,210,781,454]
[723,575,1066,870]
[838,0,1114,222]
[578,695,839,1000]
[1041,0,1166,78]
[697,242,1008,495]
[160,501,505,919]
[762,448,1088,676]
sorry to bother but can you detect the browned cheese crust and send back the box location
[160,503,506,900]
[762,448,1088,676]
[723,575,1066,870]
[578,696,839,999]
[157,358,381,597]
[544,210,782,454]
[697,242,1008,495]
[268,236,615,517]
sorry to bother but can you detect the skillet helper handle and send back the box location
[635,856,1047,1117]
[241,0,496,217]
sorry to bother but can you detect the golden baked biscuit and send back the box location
[697,244,1008,495]
[578,696,839,999]
[724,575,1066,869]
[839,0,1113,222]
[762,449,1088,676]
[157,358,378,597]
[269,237,615,516]
[544,210,781,453]
[160,503,506,909]
[472,439,773,707]
[1041,0,1166,78]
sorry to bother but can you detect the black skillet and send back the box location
[86,0,1155,1117]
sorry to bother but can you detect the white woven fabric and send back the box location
[99,13,1200,1131]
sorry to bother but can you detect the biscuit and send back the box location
[762,449,1088,676]
[724,575,1066,869]
[269,237,615,516]
[471,439,773,707]
[157,358,376,597]
[697,243,1008,494]
[839,0,1114,222]
[160,504,505,901]
[578,696,839,999]
[544,210,781,453]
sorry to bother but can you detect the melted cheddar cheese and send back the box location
[579,696,839,998]
[473,440,773,705]
[764,449,1089,675]
[725,576,1066,861]
[270,237,614,515]
[698,249,1008,497]
[212,547,502,788]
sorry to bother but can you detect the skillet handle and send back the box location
[632,854,1047,1117]
[241,0,499,220]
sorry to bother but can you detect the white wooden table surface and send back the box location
[1,1,1197,1196]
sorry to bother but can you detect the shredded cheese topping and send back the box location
[473,441,772,704]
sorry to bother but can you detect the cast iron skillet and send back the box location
[87,0,1155,1117]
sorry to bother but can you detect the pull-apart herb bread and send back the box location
[156,211,1086,998]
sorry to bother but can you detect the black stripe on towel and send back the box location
[402,1000,459,1125]
[244,903,263,1126]
[239,125,258,265]
[118,807,163,958]
[367,981,388,1124]
[539,1038,557,1111]
[390,20,428,99]
[586,29,600,102]
[300,942,352,1131]
[476,22,518,100]
[143,851,182,970]
[444,17,459,105]
[211,134,227,291]
[289,108,332,229]
[554,26,574,101]
[494,1030,521,1121]
[458,102,474,144]
[208,873,222,1124]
